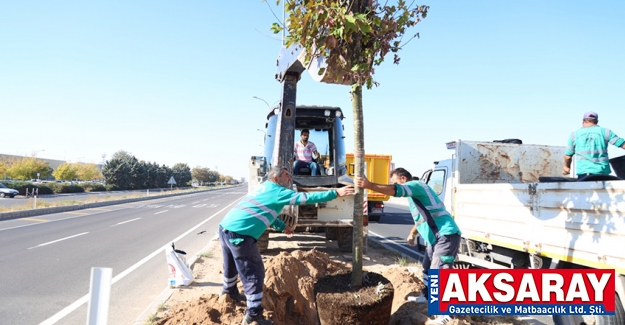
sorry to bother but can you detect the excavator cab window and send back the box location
[294,128,332,176]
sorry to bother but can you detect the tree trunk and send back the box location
[350,0,366,289]
[351,84,365,288]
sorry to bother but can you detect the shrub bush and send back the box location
[57,185,85,194]
[81,183,106,192]
[105,184,120,191]
[43,182,85,194]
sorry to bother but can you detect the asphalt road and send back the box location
[0,186,246,325]
[367,202,425,261]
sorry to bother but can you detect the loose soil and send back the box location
[154,232,530,325]
[315,271,394,325]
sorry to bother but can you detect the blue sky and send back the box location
[1,1,624,180]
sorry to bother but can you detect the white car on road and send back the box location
[0,183,19,198]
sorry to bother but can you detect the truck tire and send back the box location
[257,231,270,253]
[325,227,338,240]
[337,227,353,252]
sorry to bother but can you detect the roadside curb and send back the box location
[133,234,220,325]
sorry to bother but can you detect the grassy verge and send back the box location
[0,186,238,214]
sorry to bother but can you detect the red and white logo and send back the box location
[428,269,616,316]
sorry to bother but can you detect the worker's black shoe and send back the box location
[241,314,274,325]
[219,290,246,302]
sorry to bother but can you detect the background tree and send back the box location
[76,163,102,181]
[172,163,192,187]
[156,164,172,188]
[103,151,134,189]
[207,170,220,183]
[273,0,428,286]
[0,159,10,179]
[143,162,160,188]
[129,159,146,189]
[6,156,51,180]
[53,163,78,181]
[192,166,211,184]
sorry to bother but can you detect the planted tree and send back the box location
[0,159,10,179]
[103,151,135,189]
[271,0,429,289]
[172,163,192,187]
[6,156,51,180]
[192,166,211,184]
[76,163,102,181]
[53,163,78,181]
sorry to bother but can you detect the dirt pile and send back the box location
[156,249,350,325]
[155,249,526,325]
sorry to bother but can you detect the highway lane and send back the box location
[0,187,246,325]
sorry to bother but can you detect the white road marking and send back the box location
[154,210,168,215]
[193,204,207,208]
[114,218,141,225]
[28,232,90,250]
[368,230,424,259]
[39,196,244,325]
[0,208,127,232]
[192,201,200,204]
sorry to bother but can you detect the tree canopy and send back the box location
[272,0,428,89]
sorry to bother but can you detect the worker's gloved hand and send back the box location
[229,238,244,246]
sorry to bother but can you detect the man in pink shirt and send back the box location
[293,129,320,175]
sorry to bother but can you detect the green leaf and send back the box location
[270,22,283,34]
[356,19,372,34]
[345,15,357,32]
[317,67,326,76]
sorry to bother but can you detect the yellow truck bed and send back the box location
[345,153,392,202]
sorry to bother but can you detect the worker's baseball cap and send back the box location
[583,111,598,119]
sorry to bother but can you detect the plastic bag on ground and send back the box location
[165,242,194,287]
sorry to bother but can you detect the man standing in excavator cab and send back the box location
[355,168,460,325]
[293,129,320,176]
[219,166,354,325]
[563,111,625,177]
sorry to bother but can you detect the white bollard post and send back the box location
[147,189,149,197]
[86,267,113,325]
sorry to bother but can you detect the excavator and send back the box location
[247,45,362,252]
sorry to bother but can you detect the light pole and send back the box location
[252,96,270,110]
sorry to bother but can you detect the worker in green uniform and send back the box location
[219,166,354,325]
